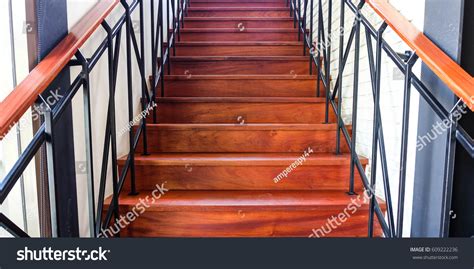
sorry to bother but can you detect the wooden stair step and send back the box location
[177,28,301,41]
[136,123,350,153]
[106,191,383,237]
[187,7,291,17]
[120,153,366,191]
[152,97,335,123]
[168,56,316,75]
[163,75,325,97]
[183,17,294,28]
[190,2,288,7]
[168,41,307,56]
[191,0,287,3]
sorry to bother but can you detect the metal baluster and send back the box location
[121,0,138,196]
[151,0,158,123]
[396,51,418,237]
[440,100,462,237]
[309,0,313,74]
[324,0,332,123]
[368,22,387,237]
[102,21,120,234]
[160,0,165,97]
[316,0,322,97]
[167,0,171,75]
[348,3,361,194]
[335,0,344,154]
[75,50,96,237]
[139,0,149,157]
[43,106,58,238]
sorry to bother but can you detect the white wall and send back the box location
[309,0,426,237]
[0,0,40,237]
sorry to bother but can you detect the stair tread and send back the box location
[165,74,317,79]
[172,41,304,46]
[155,97,326,103]
[145,123,342,130]
[185,17,293,21]
[188,7,289,10]
[170,56,310,61]
[120,152,367,165]
[110,190,375,211]
[178,28,299,32]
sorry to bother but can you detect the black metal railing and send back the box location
[291,0,474,237]
[0,0,187,238]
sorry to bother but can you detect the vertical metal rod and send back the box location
[298,0,301,41]
[316,0,322,97]
[139,0,149,157]
[121,0,138,196]
[368,22,387,237]
[75,51,96,237]
[8,0,28,233]
[102,21,120,231]
[335,0,344,154]
[324,0,332,123]
[160,0,165,97]
[177,0,181,42]
[309,0,313,74]
[348,6,360,195]
[44,108,58,238]
[171,0,176,57]
[439,102,460,237]
[302,0,308,56]
[167,0,171,75]
[365,27,395,237]
[181,0,185,28]
[151,0,158,123]
[396,52,418,237]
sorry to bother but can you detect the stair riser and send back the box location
[187,10,290,17]
[179,31,300,42]
[137,127,350,153]
[190,3,288,7]
[169,60,315,75]
[191,0,286,2]
[114,209,381,237]
[164,78,325,97]
[170,45,307,56]
[121,165,364,191]
[153,102,334,123]
[184,19,293,28]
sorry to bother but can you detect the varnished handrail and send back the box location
[366,0,474,111]
[0,0,119,139]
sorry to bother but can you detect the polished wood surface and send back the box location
[120,153,365,191]
[105,0,384,237]
[153,97,335,123]
[367,0,474,110]
[187,7,290,17]
[0,0,118,139]
[106,191,383,237]
[164,75,325,97]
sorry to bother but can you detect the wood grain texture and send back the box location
[184,17,294,28]
[105,191,383,237]
[177,29,301,42]
[0,0,119,139]
[152,97,335,123]
[163,75,325,97]
[187,7,290,17]
[367,0,474,110]
[168,42,307,56]
[136,124,350,153]
[168,56,315,75]
[120,153,365,191]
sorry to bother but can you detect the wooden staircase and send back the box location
[109,0,382,237]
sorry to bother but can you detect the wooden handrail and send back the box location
[366,0,474,111]
[0,0,119,139]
